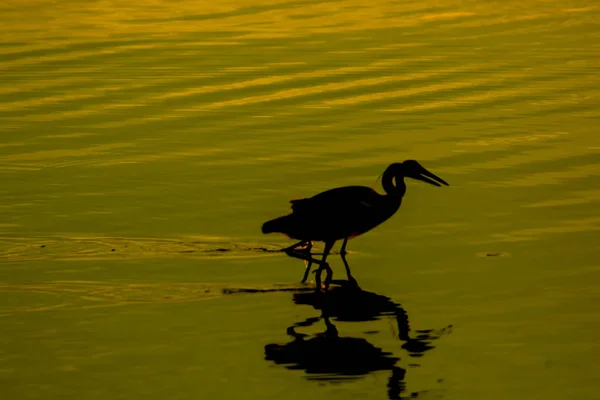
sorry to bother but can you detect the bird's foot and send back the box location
[296,243,311,252]
[282,240,311,255]
[313,262,332,292]
[300,260,313,284]
[323,276,333,291]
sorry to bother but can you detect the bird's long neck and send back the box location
[381,165,406,198]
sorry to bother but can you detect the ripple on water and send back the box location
[0,235,285,262]
[0,280,313,316]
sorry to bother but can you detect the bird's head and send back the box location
[401,160,449,187]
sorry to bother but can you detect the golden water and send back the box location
[1,0,599,399]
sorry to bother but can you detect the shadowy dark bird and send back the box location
[264,315,408,398]
[262,160,449,289]
[293,280,449,356]
[264,282,452,399]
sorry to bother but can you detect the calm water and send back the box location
[1,0,599,399]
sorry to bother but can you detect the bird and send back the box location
[262,160,449,290]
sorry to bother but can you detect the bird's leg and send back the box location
[340,251,359,288]
[340,237,348,256]
[300,241,313,284]
[284,242,334,290]
[315,241,334,292]
[282,240,315,283]
[281,240,309,254]
[338,238,358,287]
[284,246,329,275]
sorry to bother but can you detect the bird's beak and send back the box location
[415,168,449,187]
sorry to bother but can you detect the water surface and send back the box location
[1,0,599,399]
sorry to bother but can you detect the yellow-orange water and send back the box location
[1,1,599,399]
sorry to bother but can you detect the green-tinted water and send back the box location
[1,0,599,398]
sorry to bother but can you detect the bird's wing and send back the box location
[290,186,379,215]
[289,198,310,212]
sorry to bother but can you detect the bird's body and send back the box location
[262,185,403,242]
[262,160,449,290]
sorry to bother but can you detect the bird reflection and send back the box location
[292,281,448,356]
[264,281,451,399]
[265,316,409,399]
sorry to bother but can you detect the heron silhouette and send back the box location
[262,160,449,290]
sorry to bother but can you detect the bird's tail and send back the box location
[262,215,290,234]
